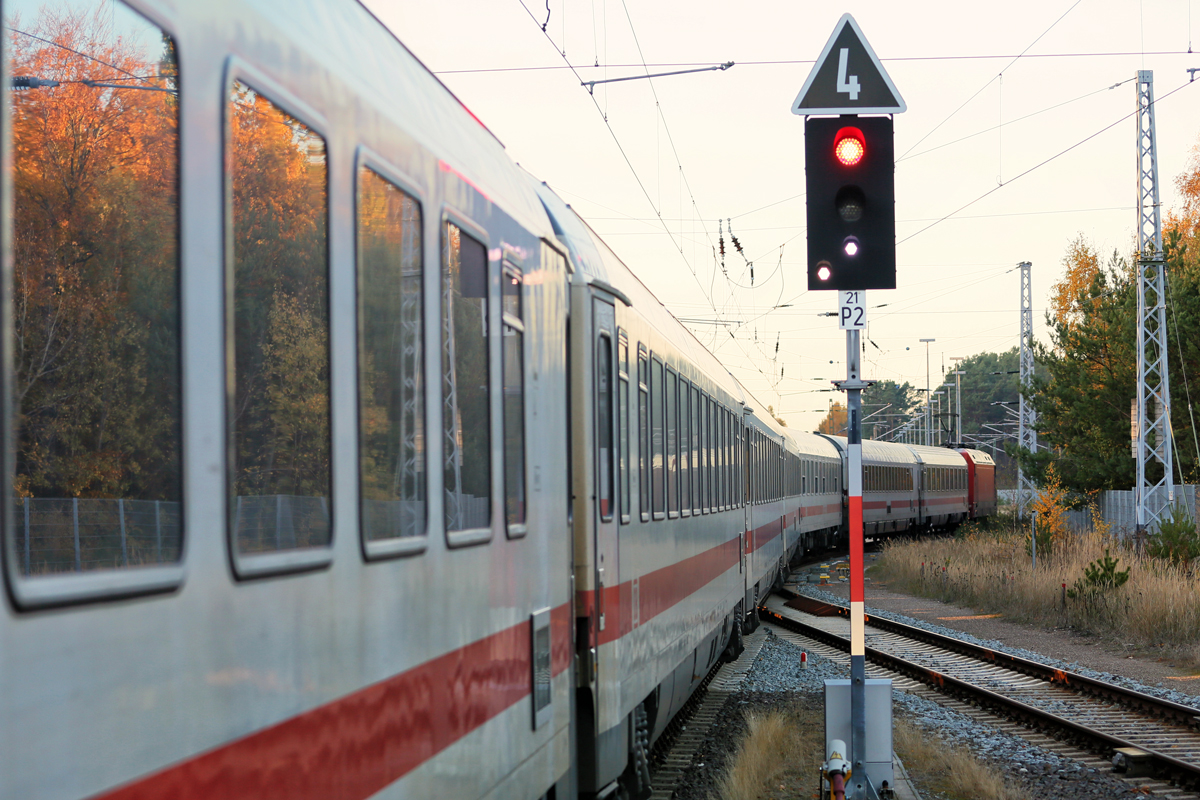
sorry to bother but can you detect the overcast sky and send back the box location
[365,0,1200,432]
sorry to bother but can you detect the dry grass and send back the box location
[893,718,1025,800]
[712,704,1023,800]
[874,522,1200,660]
[714,707,823,800]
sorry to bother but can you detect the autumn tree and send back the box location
[229,82,330,504]
[817,402,847,436]
[10,5,180,501]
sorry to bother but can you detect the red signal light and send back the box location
[833,126,866,167]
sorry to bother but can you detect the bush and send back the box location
[1028,463,1070,557]
[1146,504,1200,566]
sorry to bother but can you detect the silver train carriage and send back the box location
[0,1,992,799]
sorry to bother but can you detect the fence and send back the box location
[1001,486,1200,536]
[233,494,331,553]
[15,497,182,575]
[15,494,344,574]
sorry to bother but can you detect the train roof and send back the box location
[957,448,996,466]
[530,179,759,406]
[784,432,843,459]
[906,444,970,467]
[820,435,919,465]
[275,0,556,238]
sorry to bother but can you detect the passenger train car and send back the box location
[0,2,996,799]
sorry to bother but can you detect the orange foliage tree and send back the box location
[9,5,180,499]
[817,402,847,435]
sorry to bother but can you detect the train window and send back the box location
[638,347,649,521]
[713,407,720,510]
[357,166,426,552]
[442,224,492,538]
[8,4,182,596]
[691,386,701,515]
[721,410,730,509]
[651,357,664,519]
[681,380,692,516]
[596,335,614,523]
[716,408,724,510]
[701,395,710,513]
[666,368,678,517]
[502,266,526,533]
[618,335,630,525]
[230,81,331,564]
[749,433,755,505]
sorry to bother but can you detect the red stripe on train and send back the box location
[91,604,572,800]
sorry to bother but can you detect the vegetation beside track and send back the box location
[712,702,1017,800]
[873,505,1200,663]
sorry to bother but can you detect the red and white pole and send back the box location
[835,299,874,798]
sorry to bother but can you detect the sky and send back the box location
[366,0,1200,433]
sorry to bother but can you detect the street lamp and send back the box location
[919,338,935,445]
[942,382,956,446]
[950,356,966,447]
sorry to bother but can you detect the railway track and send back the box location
[766,588,1200,795]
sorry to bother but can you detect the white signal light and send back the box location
[817,265,832,281]
[843,237,860,257]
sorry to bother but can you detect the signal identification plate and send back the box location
[839,290,866,330]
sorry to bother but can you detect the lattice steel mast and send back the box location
[1017,261,1037,518]
[1135,70,1174,533]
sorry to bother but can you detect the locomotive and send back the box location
[0,1,997,798]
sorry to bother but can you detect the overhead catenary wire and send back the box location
[898,0,1085,160]
[432,50,1198,75]
[513,0,788,400]
[897,79,1198,246]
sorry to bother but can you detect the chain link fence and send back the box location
[15,494,347,574]
[233,495,331,553]
[15,497,182,575]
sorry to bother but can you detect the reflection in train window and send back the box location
[681,381,692,515]
[357,167,425,542]
[618,334,630,524]
[596,334,613,522]
[442,224,492,533]
[702,396,711,512]
[651,357,664,519]
[691,386,701,515]
[666,369,678,517]
[10,3,182,574]
[230,81,330,555]
[502,266,525,532]
[638,347,649,520]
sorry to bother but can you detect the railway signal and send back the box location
[793,13,903,292]
[792,14,905,799]
[804,116,896,290]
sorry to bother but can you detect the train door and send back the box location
[591,297,621,711]
[742,424,753,585]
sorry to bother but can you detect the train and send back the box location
[0,1,997,799]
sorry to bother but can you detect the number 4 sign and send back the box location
[839,290,866,330]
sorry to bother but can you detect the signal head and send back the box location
[833,126,866,166]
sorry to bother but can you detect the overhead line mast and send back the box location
[1017,261,1037,519]
[1134,70,1174,535]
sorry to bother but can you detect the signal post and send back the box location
[792,14,905,800]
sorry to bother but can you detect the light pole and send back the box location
[919,338,935,445]
[951,356,966,446]
[940,381,950,443]
[933,390,945,446]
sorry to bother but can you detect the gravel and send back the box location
[794,584,1200,710]
[666,628,1149,799]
